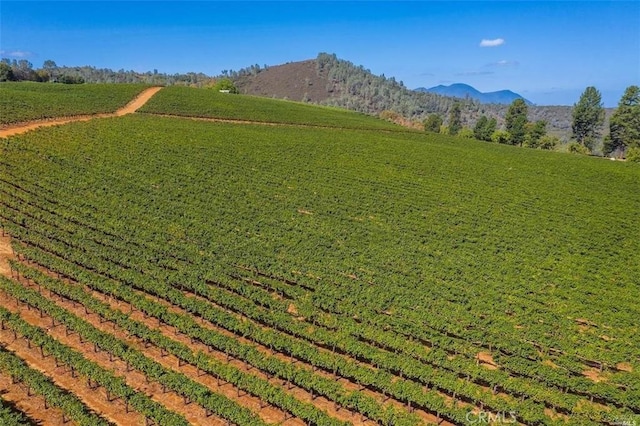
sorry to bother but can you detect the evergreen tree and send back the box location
[0,62,14,81]
[604,85,640,156]
[572,86,605,151]
[473,115,497,141]
[448,103,462,136]
[505,99,528,146]
[524,120,547,148]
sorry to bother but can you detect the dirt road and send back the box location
[0,86,163,138]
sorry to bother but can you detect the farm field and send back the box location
[0,82,150,126]
[138,85,408,130]
[0,87,639,426]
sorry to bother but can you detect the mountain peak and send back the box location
[415,83,531,105]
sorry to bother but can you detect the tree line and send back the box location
[423,86,639,160]
[0,58,214,86]
[2,54,638,160]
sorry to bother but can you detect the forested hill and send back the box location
[234,53,578,138]
[1,53,590,139]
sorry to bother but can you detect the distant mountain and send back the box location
[416,83,532,105]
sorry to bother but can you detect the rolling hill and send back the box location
[0,84,638,426]
[233,53,576,138]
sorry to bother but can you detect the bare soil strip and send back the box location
[12,252,367,425]
[0,87,163,138]
[0,309,143,426]
[0,289,228,426]
[0,370,70,426]
[0,234,12,277]
[15,276,305,426]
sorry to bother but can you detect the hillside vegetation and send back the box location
[139,85,407,130]
[0,82,150,125]
[0,89,638,425]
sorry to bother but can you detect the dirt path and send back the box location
[0,233,13,277]
[140,112,412,133]
[0,87,163,139]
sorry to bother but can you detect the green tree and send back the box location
[604,85,640,157]
[505,99,528,146]
[572,86,605,151]
[0,62,14,81]
[42,59,57,81]
[213,78,238,94]
[473,115,497,141]
[448,103,462,136]
[423,114,443,132]
[523,120,547,148]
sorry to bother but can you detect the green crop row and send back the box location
[0,293,189,426]
[1,113,639,424]
[0,396,31,426]
[138,85,408,130]
[0,344,113,426]
[0,82,150,125]
[0,275,269,426]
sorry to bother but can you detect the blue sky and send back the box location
[1,1,638,106]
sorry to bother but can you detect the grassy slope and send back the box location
[2,114,638,364]
[1,90,639,423]
[138,85,407,130]
[0,82,150,126]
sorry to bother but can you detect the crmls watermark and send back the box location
[609,416,638,426]
[603,413,639,426]
[465,411,517,424]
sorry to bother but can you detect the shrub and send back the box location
[568,142,591,155]
[491,130,511,144]
[626,147,640,163]
[537,135,559,150]
[212,78,238,93]
[458,127,474,139]
[423,114,443,133]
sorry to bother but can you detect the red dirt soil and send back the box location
[0,371,71,426]
[18,255,368,425]
[0,289,229,426]
[0,312,145,425]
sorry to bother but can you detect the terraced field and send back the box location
[0,86,638,425]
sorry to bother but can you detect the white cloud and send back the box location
[455,71,494,76]
[479,38,505,47]
[487,59,519,67]
[0,50,33,58]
